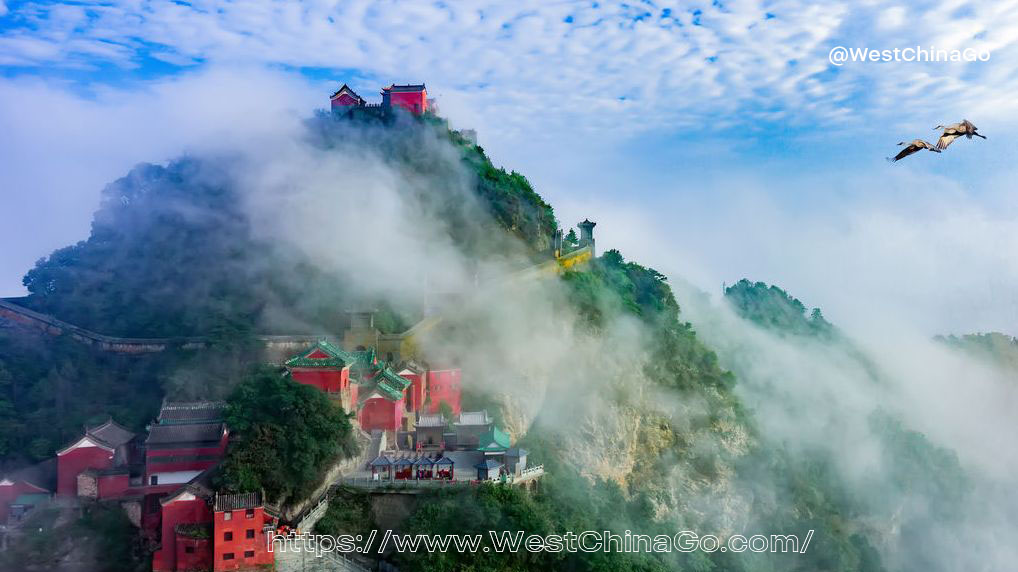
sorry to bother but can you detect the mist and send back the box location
[673,275,1018,570]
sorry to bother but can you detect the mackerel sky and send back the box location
[2,1,1018,336]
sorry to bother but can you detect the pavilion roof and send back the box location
[369,455,392,467]
[435,456,454,466]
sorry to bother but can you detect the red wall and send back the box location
[57,446,113,496]
[213,507,274,571]
[175,536,212,571]
[359,397,403,432]
[146,433,228,482]
[153,496,214,572]
[97,473,129,499]
[290,367,349,393]
[427,369,462,415]
[331,93,361,109]
[400,372,425,413]
[389,90,427,114]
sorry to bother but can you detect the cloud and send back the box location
[0,66,322,297]
[1,1,1015,138]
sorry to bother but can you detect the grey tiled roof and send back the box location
[158,401,227,424]
[416,414,446,428]
[214,491,262,512]
[146,423,225,446]
[455,411,491,427]
[87,419,136,448]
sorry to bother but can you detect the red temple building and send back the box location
[328,82,430,115]
[56,418,137,497]
[381,83,428,114]
[398,363,427,413]
[427,367,463,415]
[152,475,216,572]
[285,340,372,411]
[145,419,228,487]
[358,367,411,432]
[212,492,276,571]
[329,83,366,111]
[282,339,463,435]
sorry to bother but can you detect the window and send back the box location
[223,511,232,521]
[244,550,255,558]
[245,508,255,519]
[223,553,235,560]
[149,475,158,485]
[224,531,233,541]
[184,546,195,554]
[246,529,255,539]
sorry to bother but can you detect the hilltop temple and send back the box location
[330,82,435,115]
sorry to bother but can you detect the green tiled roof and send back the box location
[477,426,512,452]
[374,363,411,401]
[285,340,360,369]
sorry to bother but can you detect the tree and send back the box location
[219,366,359,504]
[563,228,579,250]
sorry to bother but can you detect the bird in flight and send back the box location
[933,119,986,150]
[887,139,941,162]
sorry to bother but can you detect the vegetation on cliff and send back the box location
[218,365,359,504]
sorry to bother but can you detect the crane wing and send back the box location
[936,132,960,150]
[891,144,920,162]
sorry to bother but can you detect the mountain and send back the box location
[0,108,994,572]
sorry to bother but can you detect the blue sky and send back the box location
[2,0,1018,335]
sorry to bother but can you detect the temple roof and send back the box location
[373,365,412,401]
[57,418,136,455]
[214,491,262,512]
[416,414,446,428]
[455,411,491,427]
[87,419,136,448]
[477,427,511,453]
[383,83,426,92]
[285,339,361,369]
[157,400,227,425]
[330,83,365,103]
[146,422,225,446]
[161,467,218,505]
[369,455,392,467]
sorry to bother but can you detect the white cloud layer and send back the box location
[2,0,1017,137]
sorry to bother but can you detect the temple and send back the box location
[281,338,463,434]
[330,82,433,115]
